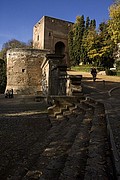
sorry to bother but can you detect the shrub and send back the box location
[105,69,117,76]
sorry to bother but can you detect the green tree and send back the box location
[113,0,120,4]
[82,17,95,64]
[73,15,85,64]
[0,49,7,61]
[108,3,120,44]
[26,39,33,48]
[0,39,32,93]
[0,59,6,93]
[68,16,98,66]
[85,16,90,30]
[90,19,96,29]
[84,27,98,64]
[68,29,75,66]
[86,22,114,68]
[108,2,120,69]
[98,22,115,68]
[85,22,115,68]
[2,39,26,49]
[69,15,85,65]
[0,39,32,60]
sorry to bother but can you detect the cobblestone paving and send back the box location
[79,72,120,179]
[0,97,51,180]
[0,72,120,179]
[0,94,114,179]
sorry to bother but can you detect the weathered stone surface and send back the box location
[33,16,73,65]
[0,95,114,179]
[6,48,50,95]
[41,54,67,95]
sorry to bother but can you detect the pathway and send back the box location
[0,71,120,179]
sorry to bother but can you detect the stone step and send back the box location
[13,97,112,179]
[59,108,93,179]
[63,110,72,117]
[23,111,85,179]
[34,111,85,180]
[84,102,111,179]
[69,105,78,112]
[56,114,65,120]
[0,95,114,180]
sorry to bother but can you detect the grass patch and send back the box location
[71,65,120,77]
[117,71,120,76]
[71,65,92,72]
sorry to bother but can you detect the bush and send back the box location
[105,69,117,76]
[117,71,120,76]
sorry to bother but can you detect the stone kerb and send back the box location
[6,48,50,95]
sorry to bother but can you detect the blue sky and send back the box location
[0,0,113,50]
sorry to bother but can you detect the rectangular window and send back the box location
[22,69,25,72]
[37,35,39,41]
[49,32,51,37]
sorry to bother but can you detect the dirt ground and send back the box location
[0,71,120,179]
[68,70,120,96]
[68,70,120,82]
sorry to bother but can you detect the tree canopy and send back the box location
[68,4,119,69]
[108,3,120,44]
[0,39,33,60]
[114,0,120,4]
[68,15,97,66]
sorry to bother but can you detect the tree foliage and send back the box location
[84,28,98,61]
[68,30,75,65]
[68,11,116,69]
[68,15,97,66]
[113,0,120,4]
[0,39,33,60]
[0,39,33,93]
[98,22,115,67]
[82,22,115,68]
[0,59,6,93]
[108,3,120,44]
[73,15,85,65]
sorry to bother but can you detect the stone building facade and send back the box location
[33,16,73,65]
[6,48,50,94]
[5,16,74,95]
[41,54,67,96]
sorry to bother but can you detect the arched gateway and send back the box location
[55,41,65,55]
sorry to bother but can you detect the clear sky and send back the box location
[0,0,113,50]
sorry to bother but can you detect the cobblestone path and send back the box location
[0,95,114,179]
[0,97,51,180]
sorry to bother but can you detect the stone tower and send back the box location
[6,48,50,95]
[5,16,73,95]
[33,16,73,65]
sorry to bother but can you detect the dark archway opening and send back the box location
[55,41,65,55]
